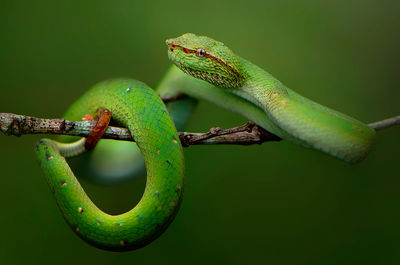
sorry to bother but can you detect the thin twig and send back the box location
[368,115,400,131]
[179,122,281,146]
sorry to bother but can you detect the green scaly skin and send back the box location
[166,33,376,163]
[35,33,376,252]
[36,79,184,251]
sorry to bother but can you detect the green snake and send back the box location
[36,33,375,251]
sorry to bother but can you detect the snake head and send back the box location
[166,33,245,88]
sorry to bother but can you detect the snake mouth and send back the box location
[166,40,196,70]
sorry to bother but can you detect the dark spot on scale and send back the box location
[59,119,66,131]
[170,47,174,52]
[78,207,84,213]
[166,160,172,166]
[60,180,67,186]
[46,153,53,160]
[175,185,182,194]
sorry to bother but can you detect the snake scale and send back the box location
[35,33,375,251]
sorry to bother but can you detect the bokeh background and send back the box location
[1,1,399,264]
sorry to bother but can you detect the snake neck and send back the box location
[230,57,289,111]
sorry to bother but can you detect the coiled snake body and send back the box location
[36,33,375,251]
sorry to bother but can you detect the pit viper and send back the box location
[36,33,375,251]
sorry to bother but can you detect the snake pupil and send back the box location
[196,48,205,57]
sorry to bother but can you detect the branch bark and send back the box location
[1,112,399,147]
[368,115,400,131]
[0,113,281,146]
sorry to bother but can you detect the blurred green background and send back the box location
[0,1,399,264]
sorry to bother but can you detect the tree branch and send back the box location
[161,93,188,104]
[368,115,400,131]
[0,113,280,146]
[1,112,398,147]
[178,121,281,146]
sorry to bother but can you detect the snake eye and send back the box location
[196,49,205,57]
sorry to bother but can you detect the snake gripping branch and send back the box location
[0,112,281,146]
